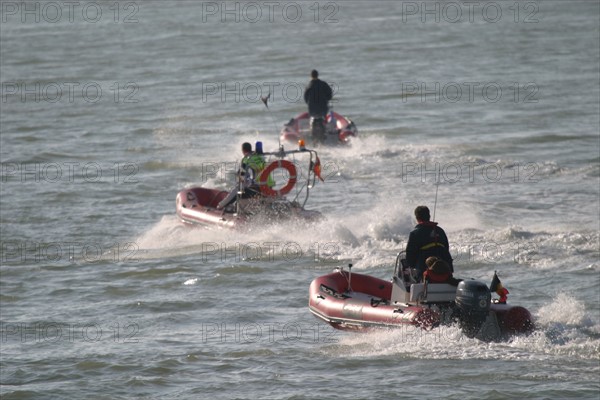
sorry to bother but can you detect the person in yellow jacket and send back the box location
[217,142,273,210]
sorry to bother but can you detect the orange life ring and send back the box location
[258,160,297,197]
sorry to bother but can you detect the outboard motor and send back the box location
[455,280,491,338]
[310,116,326,143]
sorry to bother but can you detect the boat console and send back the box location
[390,252,458,305]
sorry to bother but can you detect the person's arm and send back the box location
[405,231,418,267]
[238,158,247,179]
[304,85,310,104]
[325,82,333,102]
[438,228,450,254]
[242,165,257,188]
[438,227,454,271]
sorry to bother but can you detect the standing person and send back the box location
[217,142,265,210]
[303,69,333,143]
[405,206,454,281]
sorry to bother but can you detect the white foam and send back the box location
[536,292,587,326]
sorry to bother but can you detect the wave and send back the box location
[321,293,599,362]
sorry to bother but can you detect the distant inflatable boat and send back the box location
[309,255,534,341]
[280,111,358,145]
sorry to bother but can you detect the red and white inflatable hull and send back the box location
[309,270,439,330]
[309,269,534,341]
[175,187,322,230]
[280,111,358,145]
[176,187,242,229]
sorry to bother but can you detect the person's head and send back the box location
[310,69,319,79]
[414,206,431,222]
[425,256,450,274]
[425,256,439,269]
[242,142,252,155]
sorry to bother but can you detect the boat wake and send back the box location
[535,293,600,347]
[321,292,599,361]
[133,214,363,264]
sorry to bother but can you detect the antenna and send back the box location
[432,165,441,222]
[432,179,440,222]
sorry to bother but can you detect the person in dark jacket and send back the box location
[304,70,333,143]
[405,206,454,281]
[304,69,333,117]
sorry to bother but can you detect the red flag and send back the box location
[313,156,324,182]
[490,271,509,303]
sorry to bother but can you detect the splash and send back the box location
[537,292,587,326]
[133,215,241,259]
[134,213,363,263]
[528,292,600,356]
[320,325,536,360]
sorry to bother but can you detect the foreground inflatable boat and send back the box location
[309,255,534,342]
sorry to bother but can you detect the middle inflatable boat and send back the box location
[176,142,324,230]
